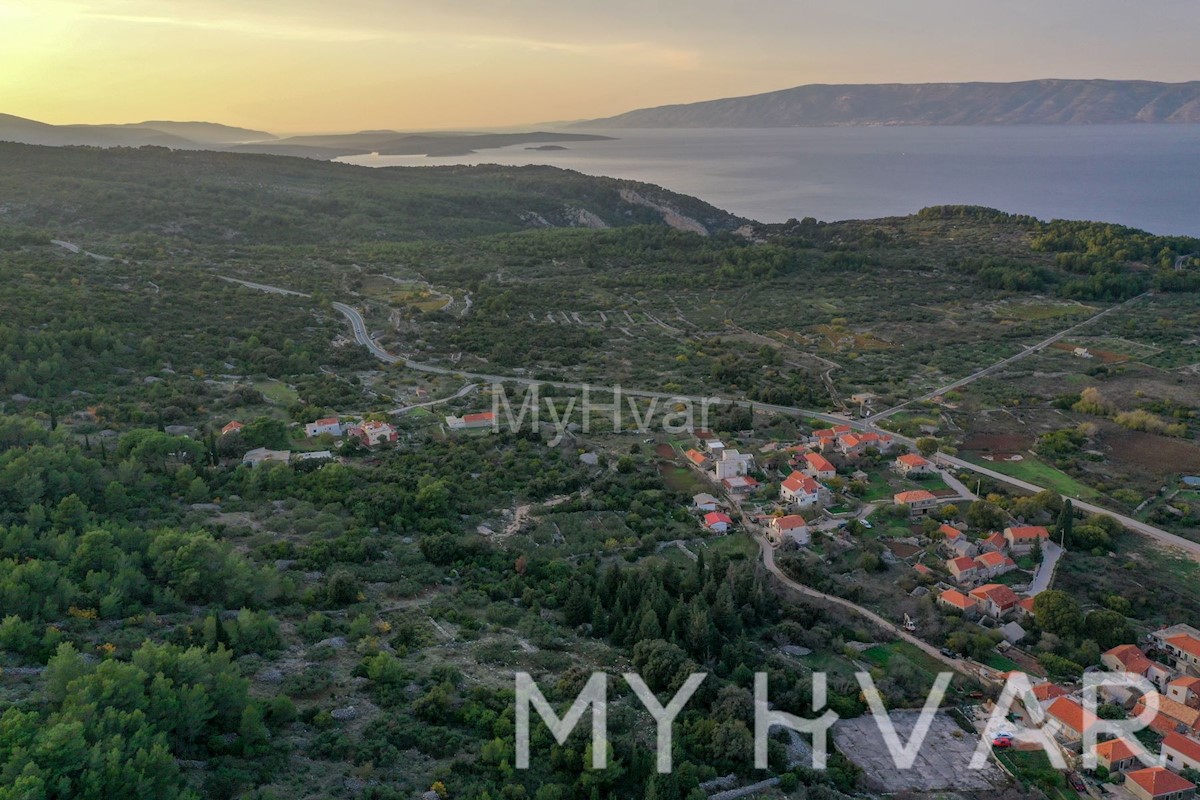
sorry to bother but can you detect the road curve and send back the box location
[755,534,994,684]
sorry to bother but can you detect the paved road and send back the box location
[867,292,1150,422]
[755,534,997,684]
[221,276,312,297]
[1027,540,1064,596]
[390,383,478,415]
[320,296,1200,563]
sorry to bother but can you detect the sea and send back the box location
[336,125,1200,236]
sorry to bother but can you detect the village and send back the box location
[211,396,1200,799]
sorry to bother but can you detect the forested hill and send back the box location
[0,142,745,244]
[574,79,1200,128]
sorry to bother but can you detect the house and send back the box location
[894,453,935,476]
[1102,644,1174,688]
[938,523,964,542]
[445,411,496,430]
[781,472,824,508]
[714,449,755,481]
[684,449,709,468]
[974,551,1018,579]
[704,512,733,534]
[938,589,980,614]
[1125,767,1195,800]
[969,583,1021,617]
[1151,625,1200,677]
[722,475,759,496]
[1163,732,1200,775]
[705,439,727,458]
[220,420,244,436]
[1004,526,1050,555]
[894,489,939,516]
[1046,696,1100,742]
[802,452,837,481]
[1093,738,1143,774]
[810,425,851,450]
[946,556,979,583]
[1134,692,1200,737]
[1031,682,1071,707]
[349,421,398,446]
[768,514,810,547]
[692,493,721,512]
[948,537,979,559]
[242,447,291,467]
[1017,597,1037,616]
[981,532,1009,553]
[1169,677,1200,709]
[913,563,935,578]
[304,417,342,438]
[1000,621,1027,644]
[837,431,895,457]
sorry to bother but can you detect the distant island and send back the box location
[0,115,614,159]
[525,144,569,151]
[573,79,1200,128]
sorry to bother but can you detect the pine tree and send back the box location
[1057,499,1074,546]
[636,605,662,642]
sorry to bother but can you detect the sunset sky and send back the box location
[3,0,1198,134]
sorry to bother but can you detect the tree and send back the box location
[915,438,938,457]
[1056,500,1074,546]
[1034,590,1083,637]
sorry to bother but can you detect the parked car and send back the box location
[940,647,957,659]
[1068,773,1085,792]
[860,519,873,529]
[992,737,1012,748]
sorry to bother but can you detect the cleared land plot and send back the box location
[832,711,1008,794]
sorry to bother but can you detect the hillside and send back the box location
[574,79,1200,128]
[0,141,744,242]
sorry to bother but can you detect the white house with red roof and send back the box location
[780,471,824,508]
[1163,732,1200,775]
[767,514,810,547]
[980,531,1009,553]
[801,452,837,480]
[1151,624,1200,677]
[937,588,980,615]
[684,448,709,468]
[704,511,733,534]
[446,411,496,430]
[1003,525,1050,555]
[1045,696,1100,742]
[1124,766,1196,800]
[220,420,244,437]
[1103,644,1175,689]
[1169,676,1200,709]
[1093,738,1143,774]
[304,417,343,438]
[894,453,935,476]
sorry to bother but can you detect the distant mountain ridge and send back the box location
[573,79,1200,128]
[0,114,612,159]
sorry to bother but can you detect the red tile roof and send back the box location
[1126,767,1196,798]
[1093,737,1139,765]
[314,417,339,426]
[897,453,931,467]
[1005,525,1050,541]
[1106,644,1153,674]
[685,449,707,466]
[782,471,820,494]
[939,589,978,610]
[969,583,1020,611]
[1171,676,1200,692]
[975,551,1016,570]
[221,420,243,435]
[947,556,977,574]
[1032,683,1070,702]
[939,524,963,539]
[984,532,1009,550]
[1046,696,1099,736]
[704,512,733,528]
[1164,731,1200,765]
[803,452,835,473]
[463,411,495,424]
[895,489,937,504]
[772,514,807,531]
[1169,633,1200,659]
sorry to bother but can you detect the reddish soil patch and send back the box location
[1106,429,1200,474]
[960,433,1034,453]
[654,443,676,459]
[886,541,923,559]
[1049,342,1129,363]
[931,489,962,499]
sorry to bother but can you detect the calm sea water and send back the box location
[337,126,1200,236]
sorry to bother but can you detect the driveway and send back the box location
[1027,540,1064,596]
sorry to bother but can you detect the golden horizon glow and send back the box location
[2,0,1198,134]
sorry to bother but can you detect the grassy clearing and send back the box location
[963,454,1101,500]
[996,749,1074,800]
[254,380,300,406]
[982,652,1021,672]
[993,301,1096,322]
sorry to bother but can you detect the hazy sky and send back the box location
[3,0,1198,133]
